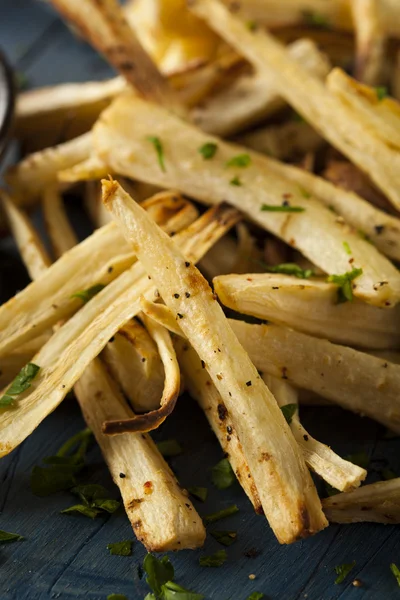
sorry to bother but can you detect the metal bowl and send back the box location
[0,48,15,164]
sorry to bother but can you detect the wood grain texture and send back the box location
[1,1,400,598]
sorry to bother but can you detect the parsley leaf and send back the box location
[107,595,128,600]
[299,187,311,198]
[147,136,166,172]
[247,594,264,600]
[61,504,100,519]
[280,404,297,425]
[107,540,133,556]
[261,204,305,213]
[162,581,204,600]
[71,284,105,304]
[391,563,400,586]
[144,554,174,597]
[0,362,40,407]
[263,262,313,279]
[376,86,388,101]
[334,561,356,584]
[0,530,24,543]
[204,504,239,524]
[187,486,208,502]
[198,142,218,160]
[210,530,237,546]
[327,267,363,302]
[226,154,251,168]
[199,549,227,567]
[343,241,352,255]
[302,10,330,27]
[61,484,120,518]
[156,439,183,458]
[211,458,236,490]
[230,176,242,186]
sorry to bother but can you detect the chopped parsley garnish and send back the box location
[71,283,105,304]
[199,549,227,567]
[376,86,388,101]
[261,204,305,213]
[0,362,40,407]
[247,594,264,600]
[327,267,363,302]
[0,530,24,543]
[147,136,166,172]
[143,554,204,599]
[334,561,356,584]
[61,483,120,519]
[263,262,313,279]
[246,20,257,31]
[107,595,128,600]
[107,540,133,556]
[204,504,239,524]
[156,439,183,458]
[230,176,242,186]
[211,458,236,490]
[198,142,218,160]
[226,154,251,168]
[302,10,330,27]
[343,241,352,255]
[161,582,204,600]
[210,530,237,546]
[390,563,400,586]
[299,187,311,198]
[280,404,297,425]
[188,486,208,502]
[345,451,369,469]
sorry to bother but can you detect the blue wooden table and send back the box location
[1,2,400,599]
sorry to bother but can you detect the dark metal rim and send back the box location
[0,47,15,161]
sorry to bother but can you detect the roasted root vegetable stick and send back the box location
[351,0,387,85]
[42,187,79,259]
[102,178,328,544]
[214,273,400,350]
[91,93,400,307]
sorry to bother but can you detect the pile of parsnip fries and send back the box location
[2,0,400,551]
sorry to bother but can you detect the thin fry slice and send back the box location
[323,479,400,524]
[92,93,400,306]
[102,179,327,544]
[76,357,205,549]
[42,187,78,259]
[103,312,180,434]
[213,273,400,349]
[139,298,184,338]
[351,0,387,85]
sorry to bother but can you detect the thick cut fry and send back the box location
[189,0,400,209]
[175,338,262,513]
[102,179,327,544]
[92,93,400,306]
[42,187,78,259]
[0,203,239,458]
[230,320,400,432]
[263,375,366,491]
[214,273,400,349]
[1,192,51,280]
[0,192,196,358]
[103,313,181,434]
[75,358,205,549]
[323,479,400,524]
[351,0,387,85]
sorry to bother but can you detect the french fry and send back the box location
[323,479,400,524]
[42,187,78,259]
[102,179,327,544]
[351,0,387,85]
[230,319,400,432]
[189,0,400,209]
[92,93,400,306]
[0,335,51,390]
[213,273,400,349]
[0,192,196,358]
[0,203,240,459]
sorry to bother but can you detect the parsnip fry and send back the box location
[42,187,78,259]
[323,479,400,524]
[0,192,195,357]
[263,375,366,492]
[75,358,205,549]
[214,273,400,349]
[102,179,327,544]
[0,335,51,390]
[139,298,184,338]
[92,93,400,306]
[230,320,400,432]
[189,0,400,209]
[0,203,239,458]
[351,0,387,85]
[103,313,180,434]
[175,338,262,513]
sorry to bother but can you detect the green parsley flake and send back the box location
[376,86,388,101]
[264,262,313,279]
[299,187,311,198]
[71,284,105,304]
[0,530,24,543]
[226,154,251,168]
[107,595,128,600]
[230,176,242,186]
[0,362,40,407]
[343,241,352,255]
[61,484,120,519]
[327,267,363,302]
[302,10,330,27]
[247,594,264,600]
[261,204,305,213]
[147,136,166,172]
[246,20,257,31]
[391,563,400,586]
[198,142,218,160]
[199,549,227,567]
[107,540,133,556]
[204,504,239,524]
[211,458,236,490]
[334,561,356,584]
[280,403,297,425]
[187,486,208,502]
[144,554,175,597]
[161,581,204,600]
[210,530,237,547]
[156,439,183,458]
